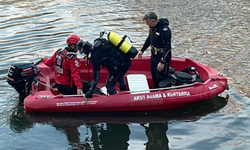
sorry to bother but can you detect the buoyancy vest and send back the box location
[55,49,76,74]
[93,38,131,74]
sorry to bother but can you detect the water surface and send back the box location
[0,0,250,149]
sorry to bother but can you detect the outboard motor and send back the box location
[7,61,41,103]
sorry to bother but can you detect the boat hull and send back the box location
[23,56,228,112]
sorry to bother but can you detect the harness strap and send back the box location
[151,46,164,55]
[116,35,127,49]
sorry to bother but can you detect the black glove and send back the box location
[85,90,93,98]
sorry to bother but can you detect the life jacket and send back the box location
[55,48,76,74]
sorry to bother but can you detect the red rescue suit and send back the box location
[43,48,83,89]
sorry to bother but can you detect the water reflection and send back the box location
[89,123,131,150]
[141,123,169,150]
[9,106,34,133]
[54,124,82,149]
[9,95,228,150]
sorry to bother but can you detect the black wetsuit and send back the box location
[141,18,172,88]
[88,39,131,95]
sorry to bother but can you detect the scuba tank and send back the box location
[107,32,138,58]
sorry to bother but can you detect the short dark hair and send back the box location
[143,12,158,20]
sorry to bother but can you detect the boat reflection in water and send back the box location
[9,95,228,149]
[89,124,131,150]
[141,122,169,150]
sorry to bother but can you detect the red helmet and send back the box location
[66,34,80,45]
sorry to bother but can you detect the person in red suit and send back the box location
[42,33,83,95]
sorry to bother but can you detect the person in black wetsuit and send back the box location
[138,12,172,88]
[77,37,131,98]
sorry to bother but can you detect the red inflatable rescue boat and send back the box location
[7,56,228,113]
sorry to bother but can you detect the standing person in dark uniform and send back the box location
[138,12,172,88]
[77,37,131,98]
[42,33,84,95]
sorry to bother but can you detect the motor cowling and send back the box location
[7,62,37,103]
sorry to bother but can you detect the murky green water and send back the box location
[0,0,250,149]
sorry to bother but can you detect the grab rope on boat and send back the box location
[210,75,229,90]
[36,71,51,88]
